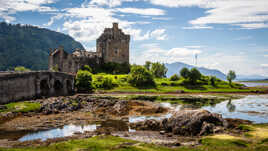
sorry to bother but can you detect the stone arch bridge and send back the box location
[0,71,74,104]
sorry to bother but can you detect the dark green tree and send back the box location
[227,70,236,86]
[189,68,202,84]
[210,76,217,87]
[151,62,168,78]
[180,67,190,79]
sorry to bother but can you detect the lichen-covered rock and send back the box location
[162,109,226,136]
[130,119,163,131]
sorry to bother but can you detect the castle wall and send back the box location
[97,23,130,64]
[0,71,74,104]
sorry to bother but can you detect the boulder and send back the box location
[162,109,226,136]
[130,119,162,131]
[111,101,130,116]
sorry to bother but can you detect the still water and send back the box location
[203,95,268,123]
[19,124,97,141]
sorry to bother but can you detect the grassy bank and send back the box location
[0,102,41,113]
[92,74,265,93]
[1,124,268,151]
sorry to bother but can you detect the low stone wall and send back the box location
[0,71,74,104]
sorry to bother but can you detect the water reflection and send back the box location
[226,100,236,112]
[203,95,268,123]
[19,124,97,142]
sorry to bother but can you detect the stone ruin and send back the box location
[48,23,130,73]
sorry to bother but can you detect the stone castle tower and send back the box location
[49,23,130,73]
[97,23,130,64]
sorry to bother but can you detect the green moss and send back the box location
[201,138,249,148]
[238,125,254,132]
[0,102,41,113]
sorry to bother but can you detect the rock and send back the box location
[111,101,130,116]
[130,119,162,131]
[162,109,225,136]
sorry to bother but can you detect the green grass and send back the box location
[90,74,265,93]
[1,134,268,151]
[0,102,41,113]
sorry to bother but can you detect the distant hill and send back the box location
[0,22,84,71]
[236,75,268,81]
[165,62,227,80]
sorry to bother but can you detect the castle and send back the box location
[49,23,130,73]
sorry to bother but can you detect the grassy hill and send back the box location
[0,22,84,71]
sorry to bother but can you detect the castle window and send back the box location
[114,48,118,54]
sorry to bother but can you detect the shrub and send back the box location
[81,65,92,73]
[14,66,30,72]
[75,70,93,92]
[94,77,115,89]
[170,74,180,81]
[127,66,155,87]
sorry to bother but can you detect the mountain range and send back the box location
[165,62,227,80]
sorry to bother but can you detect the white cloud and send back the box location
[150,29,167,40]
[60,5,167,42]
[261,64,268,67]
[116,8,165,16]
[264,55,268,57]
[0,0,57,22]
[90,0,138,7]
[132,43,202,64]
[148,0,268,29]
[44,13,64,26]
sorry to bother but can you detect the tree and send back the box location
[170,74,180,81]
[189,68,202,84]
[210,76,217,87]
[81,65,92,73]
[75,70,93,92]
[14,66,30,72]
[180,67,190,79]
[144,61,152,70]
[227,70,236,86]
[127,65,155,87]
[151,62,168,78]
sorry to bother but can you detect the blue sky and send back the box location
[0,0,268,76]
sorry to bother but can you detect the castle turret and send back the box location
[97,23,130,64]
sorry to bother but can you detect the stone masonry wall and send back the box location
[0,71,74,104]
